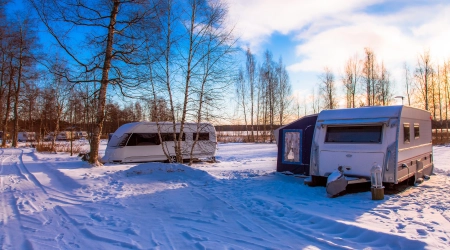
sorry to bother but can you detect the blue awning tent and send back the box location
[275,114,318,175]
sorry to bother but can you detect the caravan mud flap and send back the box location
[326,168,348,197]
[326,177,348,197]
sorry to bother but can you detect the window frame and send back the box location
[403,123,410,144]
[324,125,383,144]
[414,123,420,139]
[282,129,303,164]
[193,132,210,141]
[126,133,160,146]
[159,133,185,142]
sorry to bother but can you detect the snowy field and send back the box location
[1,142,450,249]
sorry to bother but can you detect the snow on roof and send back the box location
[113,122,215,135]
[112,122,140,135]
[317,106,403,121]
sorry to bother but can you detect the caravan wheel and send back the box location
[407,174,416,186]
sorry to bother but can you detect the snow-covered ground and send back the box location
[1,141,449,249]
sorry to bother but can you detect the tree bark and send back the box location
[12,35,24,148]
[89,0,120,166]
[1,58,14,147]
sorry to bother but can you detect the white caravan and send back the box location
[18,132,36,142]
[75,131,88,139]
[56,131,74,141]
[102,122,217,163]
[309,106,433,186]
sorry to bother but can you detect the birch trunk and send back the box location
[89,0,120,166]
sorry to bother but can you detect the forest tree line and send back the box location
[234,47,450,143]
[313,48,449,120]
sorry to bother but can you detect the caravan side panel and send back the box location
[396,107,433,183]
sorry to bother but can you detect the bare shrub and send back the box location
[35,142,54,152]
[35,141,84,154]
[216,131,273,143]
[432,130,450,145]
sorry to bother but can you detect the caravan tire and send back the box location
[407,175,416,186]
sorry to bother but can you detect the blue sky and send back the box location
[226,0,450,107]
[7,0,450,111]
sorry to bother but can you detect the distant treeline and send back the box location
[215,125,282,132]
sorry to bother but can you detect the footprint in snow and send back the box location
[124,227,138,236]
[90,213,103,222]
[55,233,64,240]
[416,229,428,236]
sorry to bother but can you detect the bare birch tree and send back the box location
[376,62,393,106]
[444,61,449,140]
[437,65,443,139]
[415,50,432,111]
[1,54,13,147]
[319,67,336,110]
[235,68,249,139]
[245,48,256,142]
[363,48,377,106]
[259,50,278,142]
[146,0,235,162]
[30,0,158,165]
[404,62,412,106]
[342,54,360,108]
[276,57,291,125]
[311,86,320,114]
[47,60,71,151]
[9,13,38,147]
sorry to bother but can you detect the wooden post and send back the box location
[371,187,384,200]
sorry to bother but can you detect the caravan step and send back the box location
[346,177,369,185]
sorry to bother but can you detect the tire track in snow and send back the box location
[0,148,91,249]
[31,157,144,249]
[26,149,144,249]
[0,149,30,249]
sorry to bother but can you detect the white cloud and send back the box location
[226,0,383,51]
[225,0,450,104]
[287,4,450,82]
[288,22,419,73]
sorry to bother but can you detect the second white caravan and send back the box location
[102,122,217,163]
[309,105,433,186]
[18,132,36,142]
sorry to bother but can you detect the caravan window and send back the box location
[325,126,382,143]
[193,133,209,141]
[404,123,410,143]
[127,133,160,146]
[108,133,131,147]
[160,133,185,142]
[414,123,420,139]
[109,133,186,147]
